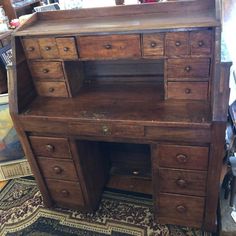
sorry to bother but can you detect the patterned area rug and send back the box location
[0,178,211,236]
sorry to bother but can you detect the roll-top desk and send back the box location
[9,0,232,232]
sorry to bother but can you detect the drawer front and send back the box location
[142,33,164,57]
[167,82,208,100]
[37,157,78,181]
[190,30,212,55]
[46,179,85,208]
[158,144,209,170]
[158,193,204,228]
[69,123,144,138]
[78,34,141,59]
[159,168,207,196]
[56,37,78,60]
[167,58,210,79]
[22,38,41,59]
[38,38,59,59]
[29,136,71,158]
[165,32,189,56]
[30,61,64,80]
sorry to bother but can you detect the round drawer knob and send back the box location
[48,87,55,93]
[45,144,54,152]
[132,170,140,175]
[43,68,49,73]
[102,125,110,135]
[53,166,62,174]
[63,47,69,52]
[184,66,192,72]
[61,189,69,197]
[150,41,157,48]
[104,44,112,49]
[185,88,191,94]
[176,205,187,213]
[198,40,204,47]
[175,41,181,47]
[27,47,35,52]
[176,179,187,188]
[176,154,188,163]
[45,46,51,51]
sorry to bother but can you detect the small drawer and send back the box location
[78,34,141,59]
[142,33,164,57]
[37,157,78,181]
[22,38,41,59]
[167,81,208,100]
[69,123,144,138]
[56,37,78,60]
[165,32,189,56]
[38,38,59,59]
[158,144,209,170]
[30,61,64,80]
[29,136,71,158]
[158,193,204,228]
[46,179,85,208]
[35,81,69,97]
[190,30,212,55]
[167,58,210,79]
[159,168,207,196]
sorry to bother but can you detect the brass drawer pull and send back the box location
[150,41,157,48]
[104,44,112,49]
[43,68,49,73]
[185,88,191,94]
[53,166,62,174]
[176,178,188,188]
[175,41,181,47]
[176,205,187,213]
[198,40,204,47]
[48,87,55,93]
[184,66,192,72]
[45,144,54,152]
[27,47,35,52]
[60,189,69,197]
[176,154,188,163]
[102,125,110,135]
[132,170,140,175]
[45,46,51,51]
[63,47,69,52]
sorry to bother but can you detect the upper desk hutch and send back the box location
[9,0,232,232]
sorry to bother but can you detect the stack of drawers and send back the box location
[29,136,85,209]
[152,144,209,228]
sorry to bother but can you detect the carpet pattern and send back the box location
[0,178,211,236]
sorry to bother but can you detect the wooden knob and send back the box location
[185,88,191,94]
[102,125,110,135]
[150,41,157,48]
[184,66,192,72]
[61,189,69,197]
[63,47,69,52]
[48,87,55,93]
[104,44,112,49]
[45,144,54,152]
[45,46,51,51]
[132,170,140,175]
[53,166,62,174]
[176,205,187,213]
[175,41,181,47]
[176,179,187,188]
[43,68,49,73]
[176,154,188,163]
[198,40,204,47]
[27,47,35,52]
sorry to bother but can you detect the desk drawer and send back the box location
[46,179,85,208]
[38,38,59,59]
[29,136,71,158]
[159,168,207,196]
[158,193,204,228]
[167,82,208,100]
[69,123,144,138]
[23,38,41,59]
[35,81,69,97]
[56,37,78,60]
[142,33,164,57]
[78,34,141,59]
[37,157,78,181]
[30,61,64,80]
[157,144,209,170]
[167,58,210,79]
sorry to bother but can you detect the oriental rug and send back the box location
[0,178,211,236]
